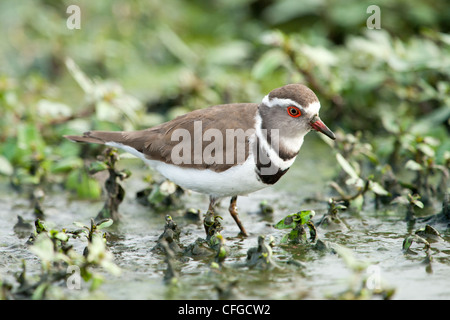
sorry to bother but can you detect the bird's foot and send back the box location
[229,196,249,237]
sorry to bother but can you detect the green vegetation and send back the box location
[4,218,118,299]
[274,210,317,244]
[0,0,449,300]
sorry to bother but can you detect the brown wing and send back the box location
[65,103,258,172]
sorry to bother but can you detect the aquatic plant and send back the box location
[88,148,131,221]
[5,218,119,298]
[316,198,348,230]
[246,235,280,270]
[331,244,396,300]
[274,210,317,244]
[136,180,184,212]
[153,215,182,254]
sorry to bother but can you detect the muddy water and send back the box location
[1,137,449,299]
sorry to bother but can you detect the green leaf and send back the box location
[333,243,369,272]
[147,186,165,205]
[17,123,45,154]
[157,25,198,66]
[117,169,132,180]
[289,229,299,240]
[381,110,400,134]
[275,210,315,230]
[65,58,94,93]
[403,234,430,253]
[390,196,409,206]
[89,274,104,292]
[86,235,108,263]
[346,177,365,188]
[96,219,113,230]
[36,99,72,119]
[66,169,102,199]
[32,283,49,300]
[49,229,69,242]
[280,234,289,244]
[415,224,441,240]
[351,194,364,211]
[88,161,109,174]
[218,246,227,259]
[275,214,297,229]
[100,260,122,277]
[402,236,414,251]
[51,157,83,173]
[299,210,315,224]
[73,221,87,228]
[29,234,54,262]
[147,181,177,205]
[289,229,307,243]
[0,155,13,176]
[407,194,424,208]
[30,233,70,265]
[417,143,435,157]
[370,181,390,196]
[336,153,360,179]
[35,219,48,233]
[413,199,424,209]
[206,41,251,66]
[252,48,288,80]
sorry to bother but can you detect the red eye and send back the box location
[287,106,301,118]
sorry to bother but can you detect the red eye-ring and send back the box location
[287,106,301,118]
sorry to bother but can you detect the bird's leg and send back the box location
[203,196,223,240]
[229,196,248,237]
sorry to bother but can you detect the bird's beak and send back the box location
[310,115,336,140]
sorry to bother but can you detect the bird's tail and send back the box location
[64,131,126,145]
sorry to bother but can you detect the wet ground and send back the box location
[1,138,449,299]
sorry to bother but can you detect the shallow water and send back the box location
[1,137,449,299]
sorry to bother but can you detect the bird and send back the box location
[65,83,335,237]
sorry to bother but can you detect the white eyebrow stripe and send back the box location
[307,101,321,115]
[261,95,322,117]
[262,95,303,109]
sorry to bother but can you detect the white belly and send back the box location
[106,141,268,197]
[144,155,267,198]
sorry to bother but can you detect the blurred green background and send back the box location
[0,0,449,197]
